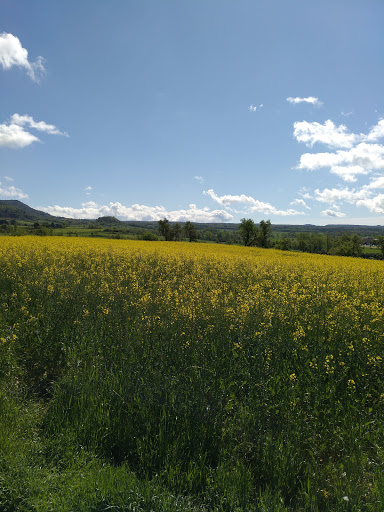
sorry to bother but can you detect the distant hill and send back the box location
[0,200,57,222]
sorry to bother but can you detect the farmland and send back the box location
[1,237,384,510]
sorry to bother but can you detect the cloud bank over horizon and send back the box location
[39,201,234,223]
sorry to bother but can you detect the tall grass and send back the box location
[1,237,384,510]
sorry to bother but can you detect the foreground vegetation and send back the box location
[1,237,384,510]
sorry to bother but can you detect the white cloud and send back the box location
[0,32,45,82]
[312,183,384,215]
[0,114,67,149]
[329,165,370,182]
[321,209,346,218]
[0,123,39,148]
[298,143,384,181]
[365,176,384,189]
[287,96,322,106]
[10,114,67,136]
[356,194,384,214]
[249,105,257,112]
[0,182,28,199]
[38,201,234,223]
[194,176,205,184]
[341,111,353,117]
[4,176,14,181]
[204,189,304,216]
[366,119,384,142]
[293,120,359,148]
[294,119,384,151]
[290,198,311,209]
[314,187,369,204]
[294,119,384,182]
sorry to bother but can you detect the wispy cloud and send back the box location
[249,104,263,112]
[0,114,68,149]
[39,201,234,223]
[10,114,68,136]
[204,189,304,216]
[290,198,311,209]
[0,182,28,199]
[194,176,205,184]
[0,32,46,82]
[287,96,322,106]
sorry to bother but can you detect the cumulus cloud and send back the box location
[204,189,304,216]
[293,120,359,149]
[249,105,257,112]
[356,194,384,214]
[298,143,384,182]
[314,187,369,204]
[38,201,234,223]
[0,32,45,82]
[0,182,28,199]
[321,209,346,218]
[366,119,384,142]
[294,119,384,150]
[294,118,384,182]
[0,114,67,149]
[0,123,39,148]
[287,96,322,106]
[312,183,384,215]
[365,176,384,189]
[329,165,370,183]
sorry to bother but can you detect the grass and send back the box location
[1,237,384,510]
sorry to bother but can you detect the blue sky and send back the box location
[1,0,384,224]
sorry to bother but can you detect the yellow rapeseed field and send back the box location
[1,236,384,508]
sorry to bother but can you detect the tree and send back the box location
[239,218,258,246]
[332,233,361,257]
[184,221,198,242]
[275,237,291,251]
[158,218,173,241]
[351,233,362,257]
[258,220,272,248]
[172,223,183,241]
[376,236,384,258]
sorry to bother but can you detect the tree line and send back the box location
[157,218,198,242]
[238,218,384,258]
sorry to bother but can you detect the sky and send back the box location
[1,0,384,225]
